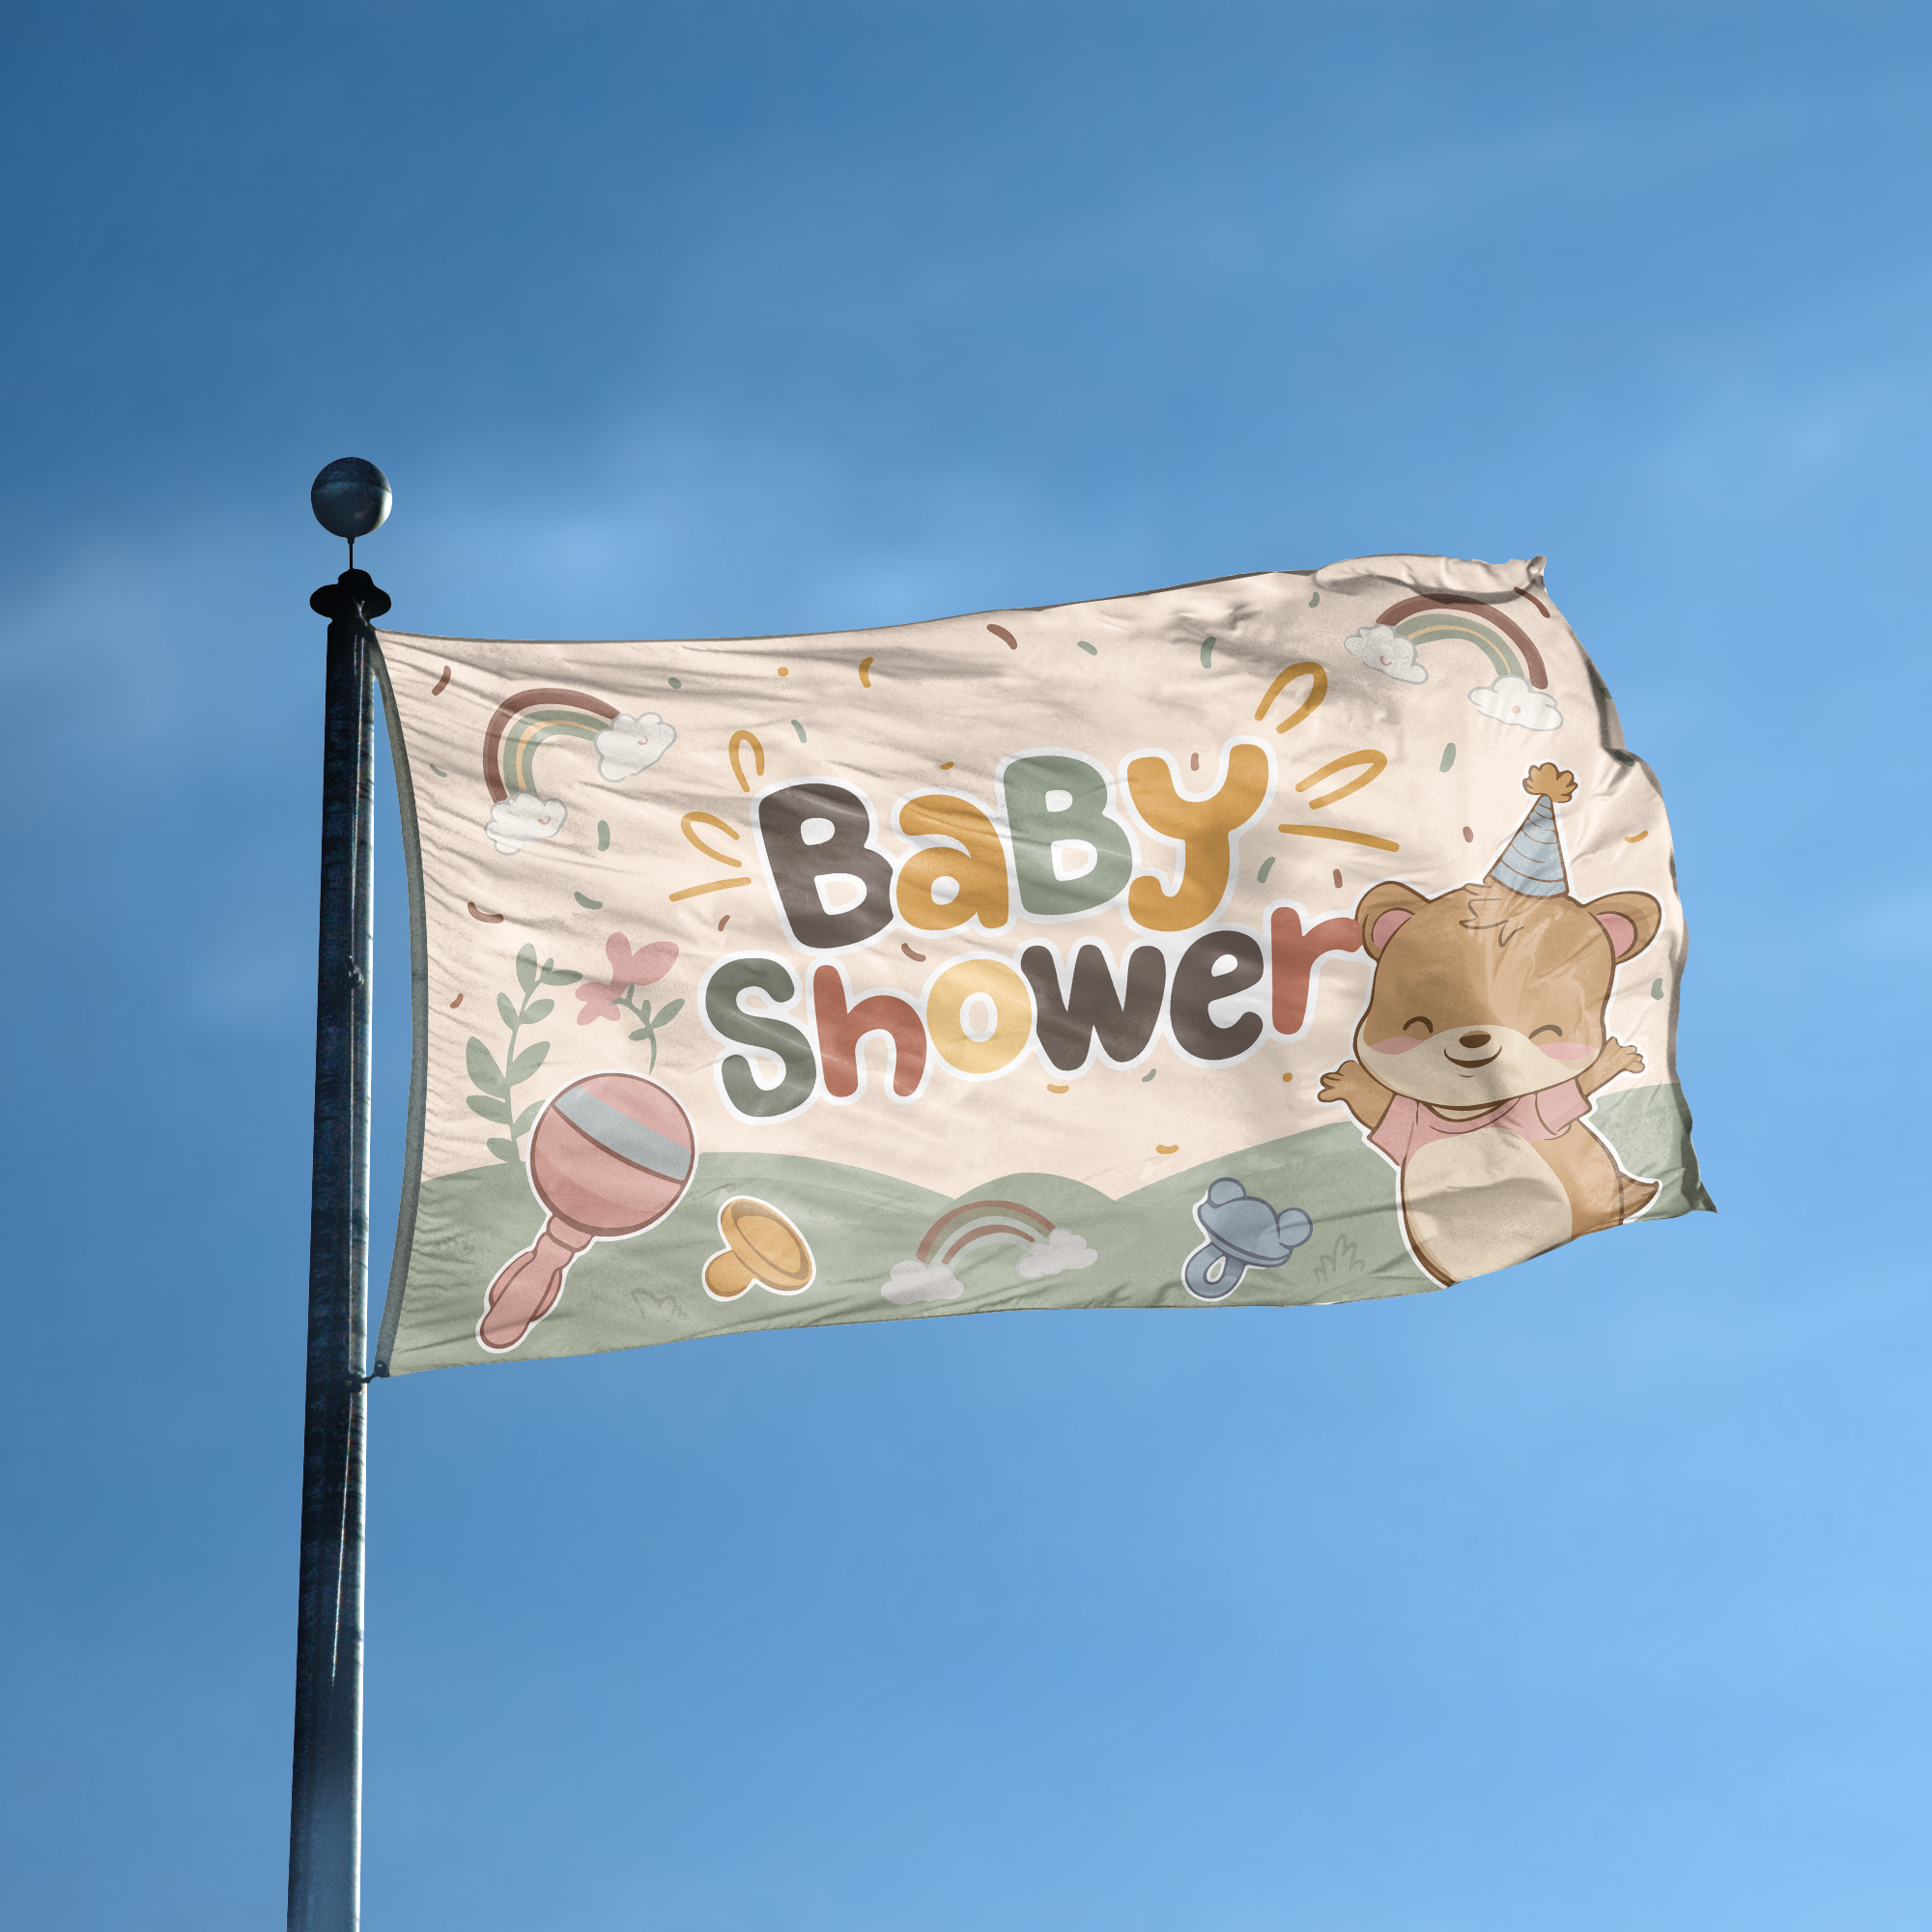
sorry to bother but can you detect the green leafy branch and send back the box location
[613,987,683,1071]
[467,943,582,1165]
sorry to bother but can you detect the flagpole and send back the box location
[290,462,391,1932]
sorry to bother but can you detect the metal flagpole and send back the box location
[290,459,392,1932]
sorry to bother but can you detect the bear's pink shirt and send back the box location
[1369,1079,1589,1165]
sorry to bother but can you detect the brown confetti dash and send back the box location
[858,656,874,688]
[987,623,1018,649]
[1047,1084,1069,1094]
[430,665,451,696]
[717,914,730,931]
[467,902,504,923]
[1332,868,1343,889]
[1155,1143,1179,1155]
[901,944,926,962]
[449,994,464,1009]
[1462,826,1474,842]
[1190,753,1199,771]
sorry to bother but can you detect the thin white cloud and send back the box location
[879,1258,965,1305]
[596,711,676,781]
[485,792,568,854]
[1014,1227,1098,1280]
[1344,623,1428,684]
[1468,675,1562,731]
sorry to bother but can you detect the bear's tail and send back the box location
[1522,761,1577,806]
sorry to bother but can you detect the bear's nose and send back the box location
[1459,1031,1491,1049]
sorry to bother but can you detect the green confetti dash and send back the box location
[1651,979,1665,1000]
[575,892,604,910]
[1308,591,1321,606]
[1199,637,1215,668]
[597,820,611,851]
[1257,856,1276,884]
[1076,639,1098,656]
[1439,742,1457,773]
[428,764,448,778]
[792,719,808,742]
[1142,1068,1157,1082]
[668,676,682,689]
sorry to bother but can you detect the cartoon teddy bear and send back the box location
[1319,763,1662,1286]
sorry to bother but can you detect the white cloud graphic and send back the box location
[1344,624,1428,684]
[1013,1227,1098,1280]
[1468,675,1562,731]
[596,712,676,781]
[484,792,567,855]
[880,1259,965,1305]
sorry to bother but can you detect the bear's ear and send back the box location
[1355,881,1430,959]
[1580,890,1662,963]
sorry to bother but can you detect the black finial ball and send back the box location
[310,457,392,541]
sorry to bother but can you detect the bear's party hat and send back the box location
[1486,762,1577,898]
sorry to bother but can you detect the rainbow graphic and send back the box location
[1378,594,1549,691]
[916,1199,1056,1266]
[879,1198,1098,1303]
[482,687,619,803]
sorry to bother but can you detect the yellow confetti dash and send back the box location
[939,760,954,770]
[727,729,765,794]
[669,877,753,902]
[1625,830,1649,843]
[1278,824,1400,852]
[1047,1083,1069,1094]
[681,810,743,867]
[1281,1070,1292,1082]
[1255,660,1326,733]
[858,655,874,688]
[1295,749,1388,810]
[778,667,789,676]
[1155,1143,1179,1155]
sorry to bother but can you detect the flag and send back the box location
[370,554,1710,1374]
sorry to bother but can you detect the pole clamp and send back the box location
[310,569,392,626]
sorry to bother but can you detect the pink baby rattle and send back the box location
[478,1072,696,1353]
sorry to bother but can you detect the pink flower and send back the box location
[574,978,624,1025]
[604,933,677,987]
[572,934,678,1026]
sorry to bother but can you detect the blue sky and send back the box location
[2,4,1926,1927]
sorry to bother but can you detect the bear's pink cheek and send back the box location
[1370,1036,1421,1055]
[1537,1041,1593,1062]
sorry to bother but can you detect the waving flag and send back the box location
[369,554,1710,1375]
